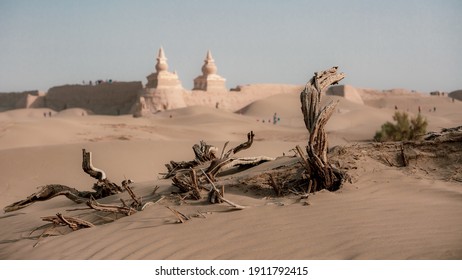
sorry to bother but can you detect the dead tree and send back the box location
[171,169,203,200]
[169,131,272,200]
[3,149,127,213]
[299,66,346,191]
[41,213,95,231]
[204,131,256,181]
[87,197,137,216]
[163,141,218,178]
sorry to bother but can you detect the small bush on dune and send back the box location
[374,111,428,142]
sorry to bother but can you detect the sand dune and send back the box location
[0,90,461,260]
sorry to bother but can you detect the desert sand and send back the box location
[0,90,461,260]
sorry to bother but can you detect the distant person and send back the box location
[452,98,455,103]
[48,111,52,117]
[89,80,93,86]
[418,106,421,113]
[273,112,278,124]
[394,105,398,110]
[43,112,46,117]
[433,107,436,112]
[215,102,219,109]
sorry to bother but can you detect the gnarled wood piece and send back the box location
[300,66,346,191]
[201,169,245,210]
[87,196,136,216]
[193,141,218,162]
[163,141,218,178]
[120,179,142,206]
[41,213,94,230]
[223,131,255,159]
[171,169,202,200]
[3,150,127,213]
[205,131,256,180]
[82,149,106,180]
[166,206,190,223]
[4,184,90,213]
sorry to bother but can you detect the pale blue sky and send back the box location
[0,0,461,92]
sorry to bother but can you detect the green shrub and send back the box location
[374,111,428,142]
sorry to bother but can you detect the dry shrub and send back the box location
[374,111,428,142]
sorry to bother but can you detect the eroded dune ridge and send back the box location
[0,77,461,260]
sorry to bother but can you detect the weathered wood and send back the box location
[171,169,202,199]
[86,196,137,216]
[205,131,257,180]
[3,150,128,213]
[218,156,275,173]
[201,169,246,210]
[189,169,202,200]
[163,141,219,178]
[41,213,94,230]
[193,141,218,162]
[166,206,190,223]
[82,149,106,180]
[3,184,88,212]
[300,67,346,191]
[268,174,283,197]
[167,131,268,200]
[91,179,124,198]
[121,179,142,206]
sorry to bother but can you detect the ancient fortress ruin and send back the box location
[0,47,305,116]
[12,47,450,116]
[134,47,303,116]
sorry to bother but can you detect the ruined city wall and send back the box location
[0,90,42,112]
[45,82,143,115]
[326,84,364,105]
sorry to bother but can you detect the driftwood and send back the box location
[299,66,346,191]
[87,196,137,216]
[268,174,283,197]
[41,213,95,231]
[201,169,246,210]
[4,184,89,213]
[163,141,218,178]
[82,149,106,180]
[165,131,266,181]
[30,213,95,247]
[166,206,190,223]
[205,131,256,181]
[168,131,272,201]
[3,149,127,213]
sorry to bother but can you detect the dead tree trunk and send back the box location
[3,149,127,213]
[300,66,346,191]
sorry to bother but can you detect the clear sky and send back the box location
[0,0,461,92]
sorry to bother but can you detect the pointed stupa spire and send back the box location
[206,50,214,62]
[146,46,182,89]
[193,49,226,91]
[156,46,168,72]
[202,50,217,75]
[158,47,166,59]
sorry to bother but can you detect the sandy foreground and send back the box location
[0,92,461,260]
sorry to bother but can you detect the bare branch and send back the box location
[82,149,106,180]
